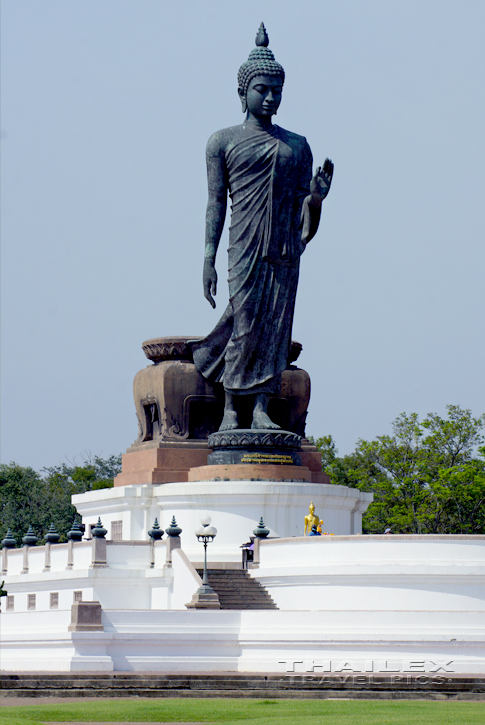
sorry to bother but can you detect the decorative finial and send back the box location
[91,517,107,539]
[45,523,61,544]
[255,22,269,48]
[2,529,17,549]
[148,517,164,541]
[253,517,269,539]
[22,525,38,547]
[67,518,83,541]
[166,516,182,538]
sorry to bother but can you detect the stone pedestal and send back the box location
[301,446,328,484]
[114,443,209,487]
[188,428,316,483]
[186,587,221,609]
[68,601,104,632]
[131,337,311,445]
[114,335,328,486]
[207,429,302,466]
[115,441,327,487]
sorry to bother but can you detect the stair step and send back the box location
[196,569,278,611]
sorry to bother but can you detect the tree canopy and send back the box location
[312,405,485,534]
[0,454,121,545]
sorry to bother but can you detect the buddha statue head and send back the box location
[237,23,285,114]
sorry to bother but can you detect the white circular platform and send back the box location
[73,480,373,562]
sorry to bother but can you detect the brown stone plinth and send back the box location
[68,601,103,632]
[114,446,209,487]
[301,444,331,484]
[187,463,313,482]
[113,444,329,486]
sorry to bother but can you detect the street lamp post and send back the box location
[186,515,221,609]
[195,515,217,595]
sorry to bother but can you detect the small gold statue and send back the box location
[304,501,320,535]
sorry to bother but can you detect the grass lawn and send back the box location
[0,698,484,725]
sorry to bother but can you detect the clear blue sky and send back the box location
[2,0,484,470]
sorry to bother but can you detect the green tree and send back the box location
[0,463,48,544]
[0,454,121,545]
[429,448,485,533]
[313,406,485,534]
[43,453,121,493]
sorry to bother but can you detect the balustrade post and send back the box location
[90,518,108,568]
[165,516,182,564]
[1,548,7,575]
[21,545,29,574]
[43,542,51,572]
[1,530,17,575]
[21,526,38,574]
[66,539,74,570]
[66,520,83,570]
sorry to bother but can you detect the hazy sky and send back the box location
[2,1,484,471]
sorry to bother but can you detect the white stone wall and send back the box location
[2,534,484,674]
[250,535,485,612]
[72,481,373,562]
[2,608,484,674]
[1,538,201,615]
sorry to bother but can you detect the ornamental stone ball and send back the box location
[191,22,333,433]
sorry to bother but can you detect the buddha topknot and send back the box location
[237,22,285,97]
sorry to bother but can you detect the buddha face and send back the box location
[240,75,283,119]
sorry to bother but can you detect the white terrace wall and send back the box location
[250,534,485,612]
[2,607,485,674]
[1,538,201,615]
[2,534,484,674]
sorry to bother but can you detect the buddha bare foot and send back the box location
[251,410,281,430]
[219,409,239,431]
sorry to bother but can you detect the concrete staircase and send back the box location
[196,568,278,610]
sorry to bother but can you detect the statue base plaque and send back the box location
[187,462,312,482]
[207,429,302,466]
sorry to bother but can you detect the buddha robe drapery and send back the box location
[192,123,314,395]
